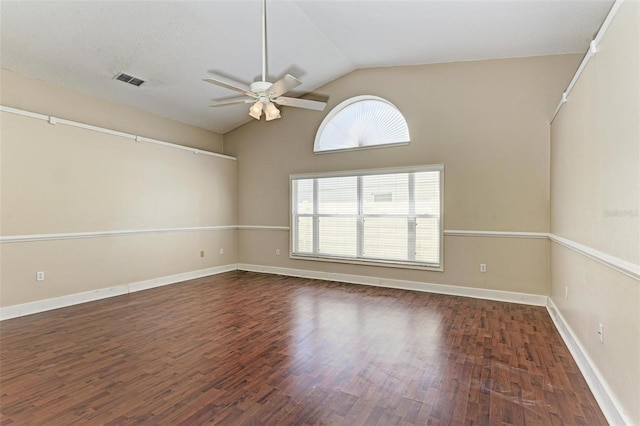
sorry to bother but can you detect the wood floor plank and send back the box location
[1,271,607,424]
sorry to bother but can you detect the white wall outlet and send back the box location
[598,323,604,343]
[276,249,280,256]
[219,248,224,255]
[480,263,486,273]
[565,286,569,300]
[36,271,45,281]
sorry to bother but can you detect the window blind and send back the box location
[291,165,443,270]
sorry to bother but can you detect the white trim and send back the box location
[314,142,410,155]
[0,262,545,320]
[55,116,135,140]
[444,230,549,239]
[237,263,547,306]
[127,264,237,293]
[593,0,624,47]
[0,285,129,322]
[289,253,443,272]
[290,164,443,180]
[549,233,640,281]
[3,226,636,282]
[236,225,290,231]
[0,105,236,161]
[0,105,49,121]
[546,297,630,425]
[0,226,236,243]
[235,227,549,239]
[0,264,237,321]
[551,0,624,122]
[1,227,551,242]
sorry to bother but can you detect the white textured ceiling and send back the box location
[1,0,613,134]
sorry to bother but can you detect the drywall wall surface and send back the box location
[1,113,235,234]
[550,244,638,424]
[225,54,580,295]
[238,229,550,295]
[0,69,223,153]
[0,72,237,308]
[1,231,237,307]
[550,2,639,423]
[551,11,639,265]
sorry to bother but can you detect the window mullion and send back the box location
[356,175,364,258]
[408,173,416,261]
[292,181,300,252]
[292,180,299,253]
[312,178,319,254]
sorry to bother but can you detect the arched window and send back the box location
[314,95,410,154]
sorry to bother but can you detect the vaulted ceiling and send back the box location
[0,1,613,134]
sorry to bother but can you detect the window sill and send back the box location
[290,253,444,272]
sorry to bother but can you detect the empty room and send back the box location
[1,0,638,424]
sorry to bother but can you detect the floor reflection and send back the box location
[289,284,444,400]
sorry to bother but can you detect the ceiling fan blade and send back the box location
[209,98,255,108]
[273,96,327,111]
[203,78,256,97]
[268,74,302,98]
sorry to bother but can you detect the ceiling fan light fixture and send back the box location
[204,0,327,119]
[265,102,281,121]
[249,101,263,120]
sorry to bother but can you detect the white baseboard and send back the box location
[546,297,629,425]
[127,264,237,293]
[0,285,129,321]
[237,263,548,306]
[0,264,238,321]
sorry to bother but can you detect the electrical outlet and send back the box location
[200,251,205,258]
[480,264,486,273]
[598,323,604,343]
[36,271,45,282]
[219,248,224,255]
[565,286,569,300]
[276,249,280,256]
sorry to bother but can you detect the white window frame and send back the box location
[290,164,444,271]
[314,95,410,154]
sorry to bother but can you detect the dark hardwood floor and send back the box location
[1,271,606,425]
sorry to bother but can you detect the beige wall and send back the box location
[225,54,580,295]
[1,69,223,153]
[550,2,640,424]
[1,70,237,307]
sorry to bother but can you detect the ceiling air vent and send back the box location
[114,72,145,87]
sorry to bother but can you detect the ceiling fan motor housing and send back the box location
[250,81,274,102]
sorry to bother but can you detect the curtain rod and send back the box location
[0,105,236,161]
[551,0,624,122]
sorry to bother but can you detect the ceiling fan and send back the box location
[204,0,327,121]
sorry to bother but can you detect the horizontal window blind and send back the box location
[291,165,443,269]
